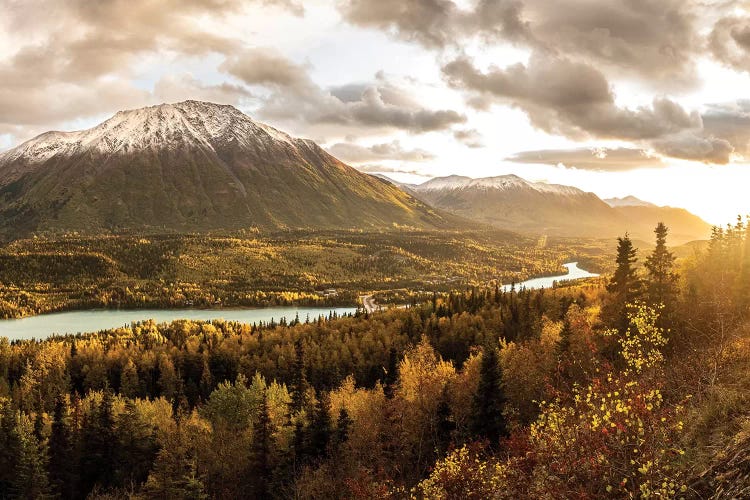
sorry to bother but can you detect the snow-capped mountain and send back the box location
[415,174,586,197]
[0,101,455,239]
[604,196,657,208]
[3,101,297,163]
[401,175,711,242]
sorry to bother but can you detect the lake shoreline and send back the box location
[0,262,600,340]
[0,305,360,341]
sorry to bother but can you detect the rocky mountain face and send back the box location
[394,175,712,243]
[0,101,453,240]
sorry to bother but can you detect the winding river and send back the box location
[0,262,597,341]
[500,261,599,293]
[0,306,357,341]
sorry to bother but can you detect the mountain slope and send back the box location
[604,196,656,208]
[403,175,711,243]
[0,101,453,240]
[407,174,624,239]
[613,205,712,245]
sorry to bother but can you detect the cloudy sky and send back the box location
[2,0,750,224]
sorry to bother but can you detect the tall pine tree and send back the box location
[605,234,642,333]
[644,223,679,329]
[248,388,274,499]
[469,347,507,447]
[48,395,75,499]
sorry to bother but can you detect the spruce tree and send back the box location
[11,412,50,499]
[79,388,116,495]
[555,318,573,356]
[115,399,159,488]
[334,407,353,449]
[383,347,399,400]
[605,234,642,332]
[307,394,332,459]
[469,347,507,447]
[0,401,21,497]
[144,424,207,500]
[290,340,309,412]
[645,223,678,314]
[48,395,75,499]
[248,389,274,499]
[435,386,456,455]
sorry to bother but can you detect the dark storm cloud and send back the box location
[507,147,664,171]
[222,49,466,134]
[442,53,700,141]
[327,141,435,162]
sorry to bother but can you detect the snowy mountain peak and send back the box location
[604,196,657,208]
[0,101,300,168]
[415,174,587,196]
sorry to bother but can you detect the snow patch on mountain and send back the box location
[0,101,303,167]
[414,174,587,196]
[604,196,657,208]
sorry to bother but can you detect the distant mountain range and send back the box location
[0,100,712,244]
[385,175,711,244]
[604,196,656,208]
[0,101,454,240]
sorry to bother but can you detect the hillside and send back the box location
[394,175,711,244]
[0,101,453,240]
[613,205,712,244]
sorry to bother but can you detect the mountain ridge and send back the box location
[0,101,456,240]
[382,174,712,244]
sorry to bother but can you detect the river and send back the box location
[0,262,597,341]
[500,261,598,292]
[0,306,357,341]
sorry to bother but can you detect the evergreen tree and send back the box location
[248,389,274,499]
[307,394,332,459]
[334,407,353,449]
[383,346,399,400]
[144,424,207,500]
[605,234,642,332]
[468,347,507,447]
[644,223,679,326]
[11,412,50,499]
[290,340,309,412]
[555,318,573,356]
[435,386,456,455]
[48,395,75,499]
[0,401,21,497]
[115,399,159,489]
[79,388,116,495]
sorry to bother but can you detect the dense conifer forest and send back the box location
[0,218,749,498]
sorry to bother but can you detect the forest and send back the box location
[0,218,748,498]
[0,229,613,319]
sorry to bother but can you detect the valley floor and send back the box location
[0,229,614,319]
